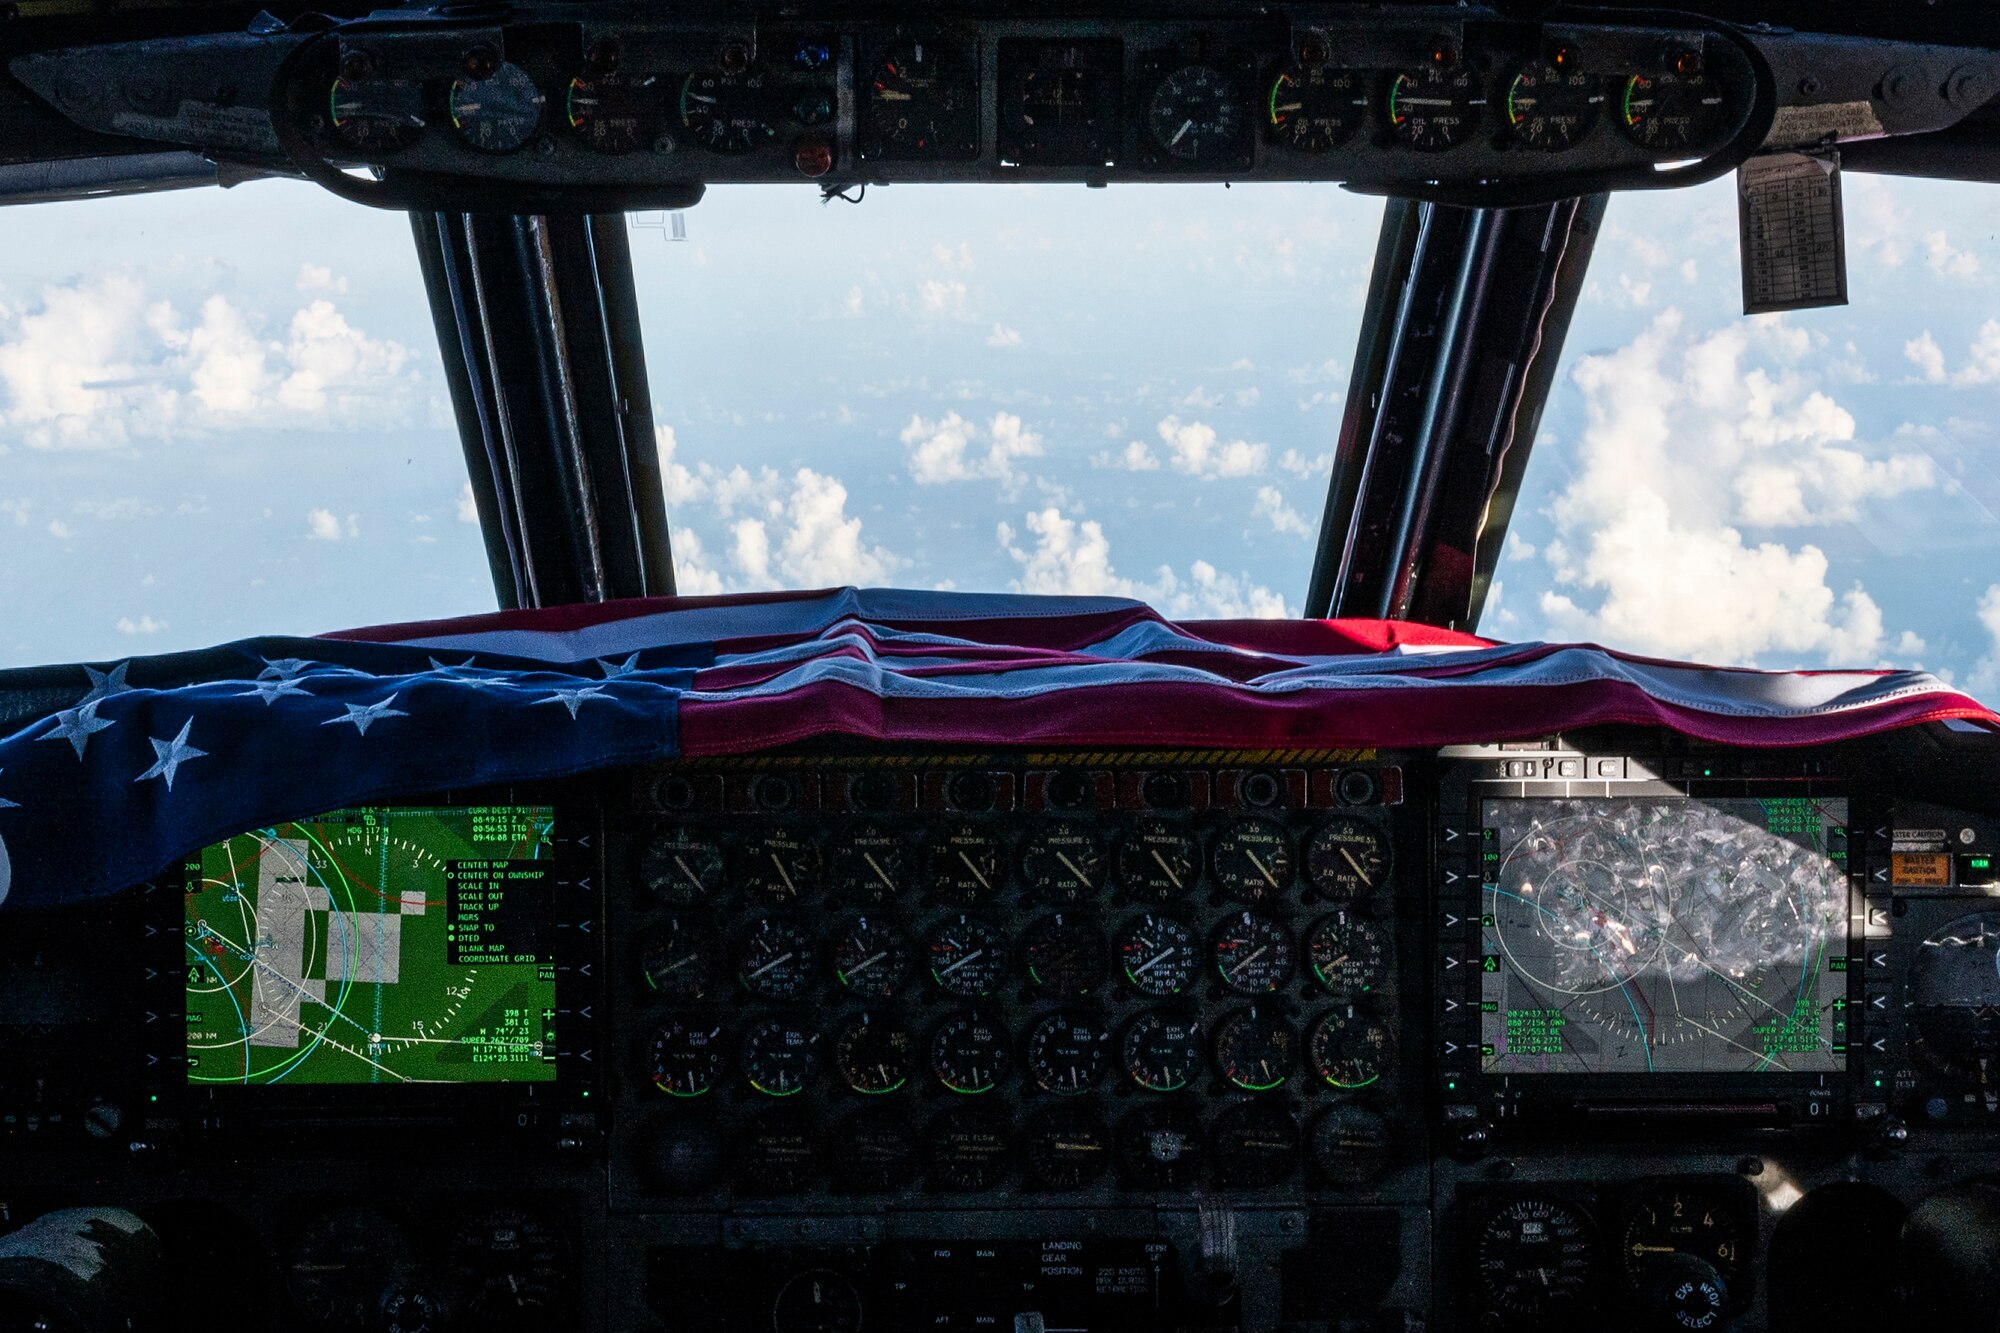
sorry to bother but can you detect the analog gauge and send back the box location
[565,72,657,154]
[931,1009,1010,1094]
[1212,911,1297,995]
[1305,911,1391,998]
[1022,913,1109,998]
[1619,67,1727,154]
[733,1111,817,1193]
[286,1206,411,1331]
[1117,819,1201,902]
[680,68,775,155]
[448,1206,564,1326]
[1267,65,1369,152]
[863,39,978,160]
[736,916,815,1000]
[1122,1009,1203,1092]
[1211,1100,1299,1189]
[1619,1181,1751,1295]
[925,1105,1013,1191]
[1026,1009,1112,1094]
[773,1271,865,1333]
[1212,817,1296,902]
[831,1108,919,1193]
[1475,1195,1597,1325]
[1910,911,2000,1079]
[327,77,425,155]
[639,914,719,1000]
[1118,1104,1206,1189]
[1308,1009,1392,1089]
[1117,912,1199,996]
[741,1015,819,1096]
[1214,1006,1296,1092]
[1506,58,1601,151]
[834,1011,915,1094]
[1024,1103,1112,1190]
[1021,820,1105,902]
[740,827,823,903]
[831,916,911,998]
[831,824,908,903]
[1001,39,1122,167]
[1386,61,1484,152]
[638,825,725,906]
[647,1015,724,1097]
[1311,1103,1392,1187]
[448,63,545,153]
[928,822,1006,901]
[1303,817,1392,900]
[1144,64,1245,164]
[926,914,1009,997]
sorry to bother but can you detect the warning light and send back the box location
[1550,45,1575,69]
[1675,50,1703,77]
[1431,44,1459,67]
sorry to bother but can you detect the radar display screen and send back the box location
[1480,797,1849,1075]
[184,805,559,1086]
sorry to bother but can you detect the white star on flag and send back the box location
[237,677,314,705]
[257,658,312,681]
[81,661,134,705]
[134,719,205,791]
[323,694,410,735]
[41,701,116,759]
[429,656,509,687]
[536,685,609,719]
[598,652,642,679]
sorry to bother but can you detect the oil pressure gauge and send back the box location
[1506,56,1601,151]
[448,63,544,153]
[1386,59,1483,152]
[1267,65,1369,152]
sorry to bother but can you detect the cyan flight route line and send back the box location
[1485,882,1658,1073]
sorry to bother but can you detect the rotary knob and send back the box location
[1636,1252,1729,1331]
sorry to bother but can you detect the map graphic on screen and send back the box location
[184,805,559,1085]
[1479,797,1849,1075]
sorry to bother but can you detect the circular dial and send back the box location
[925,1105,1012,1191]
[565,72,656,154]
[1144,64,1244,163]
[1311,1103,1392,1186]
[1620,1183,1750,1296]
[736,916,815,1000]
[327,77,425,155]
[831,915,911,998]
[1118,1103,1205,1188]
[773,1270,864,1333]
[1387,62,1483,152]
[680,68,774,154]
[1506,59,1601,152]
[448,1206,563,1326]
[1267,65,1369,152]
[1214,1005,1296,1092]
[1304,817,1392,900]
[639,914,719,1000]
[740,828,823,904]
[1026,1008,1112,1094]
[286,1206,411,1331]
[1619,67,1726,154]
[1212,911,1297,995]
[1117,819,1200,902]
[1210,1100,1299,1188]
[638,826,725,906]
[1308,1009,1392,1089]
[833,1011,914,1094]
[1475,1196,1596,1324]
[1122,1009,1203,1092]
[926,914,1009,997]
[1024,1104,1112,1190]
[830,824,907,903]
[1305,911,1391,998]
[831,1108,918,1193]
[741,1016,819,1096]
[1022,912,1108,998]
[1912,911,2000,1080]
[1013,61,1115,164]
[1021,820,1105,902]
[448,63,544,153]
[863,39,977,159]
[929,823,1006,901]
[1117,912,1199,997]
[734,1112,817,1193]
[647,1014,724,1097]
[1211,817,1296,902]
[930,1009,1010,1094]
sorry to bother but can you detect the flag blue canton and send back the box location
[0,636,702,912]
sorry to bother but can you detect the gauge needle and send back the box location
[1399,97,1460,107]
[1150,849,1184,889]
[958,850,992,891]
[674,855,704,891]
[863,851,896,892]
[1339,846,1374,885]
[655,955,696,974]
[938,948,984,977]
[1229,944,1268,978]
[1246,849,1279,888]
[1322,953,1348,968]
[686,91,717,105]
[1057,852,1092,884]
[1274,101,1304,114]
[877,89,912,102]
[770,853,798,897]
[1169,118,1194,145]
[1131,949,1176,977]
[747,951,795,979]
[845,950,887,976]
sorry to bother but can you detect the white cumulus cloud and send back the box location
[900,411,1044,494]
[116,614,168,635]
[1253,485,1311,537]
[1152,415,1267,479]
[999,506,1289,618]
[306,508,358,541]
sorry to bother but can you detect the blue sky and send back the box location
[1,173,1996,699]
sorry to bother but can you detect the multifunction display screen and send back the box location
[183,805,559,1085]
[1479,797,1849,1075]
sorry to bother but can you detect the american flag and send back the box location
[0,587,1990,912]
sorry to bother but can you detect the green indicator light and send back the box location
[1874,1079,1884,1088]
[1446,1080,1458,1090]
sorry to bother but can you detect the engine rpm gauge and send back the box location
[1305,911,1391,997]
[639,914,719,1001]
[448,63,545,153]
[1026,1008,1112,1094]
[1116,819,1200,902]
[1117,912,1199,996]
[648,1015,724,1097]
[1122,1009,1202,1092]
[1304,817,1392,899]
[1022,913,1108,998]
[1143,63,1245,164]
[1211,817,1296,902]
[1386,61,1484,152]
[1267,65,1369,152]
[680,68,775,154]
[1506,58,1601,151]
[742,1016,819,1096]
[735,916,815,1000]
[863,39,978,160]
[1212,911,1296,995]
[832,916,911,998]
[1475,1195,1597,1325]
[1619,66,1727,154]
[833,1011,915,1095]
[1308,1009,1392,1089]
[926,914,1009,997]
[565,72,656,154]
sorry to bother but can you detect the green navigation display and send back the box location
[184,805,559,1086]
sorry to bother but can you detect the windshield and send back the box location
[0,180,490,666]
